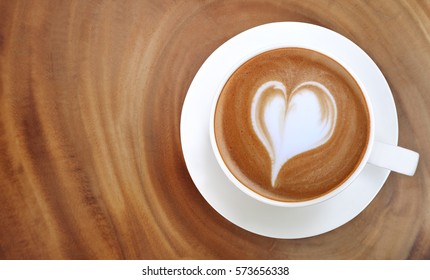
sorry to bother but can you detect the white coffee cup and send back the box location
[209,23,419,208]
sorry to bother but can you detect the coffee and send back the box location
[213,48,370,202]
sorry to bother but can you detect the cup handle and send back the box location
[368,141,419,176]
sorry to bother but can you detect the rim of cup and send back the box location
[209,43,376,208]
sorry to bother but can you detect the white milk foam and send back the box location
[251,81,337,186]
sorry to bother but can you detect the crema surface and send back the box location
[214,48,370,202]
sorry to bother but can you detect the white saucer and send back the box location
[180,22,398,239]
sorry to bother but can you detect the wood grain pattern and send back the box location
[0,0,429,259]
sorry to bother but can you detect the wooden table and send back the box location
[1,0,429,259]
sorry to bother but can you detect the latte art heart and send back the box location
[251,81,337,186]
